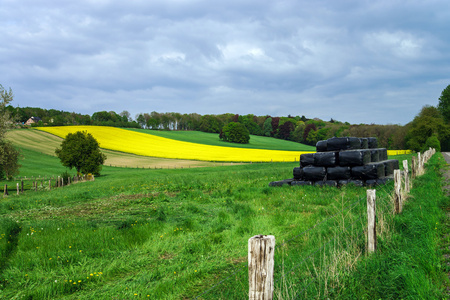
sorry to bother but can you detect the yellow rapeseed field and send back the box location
[387,150,412,155]
[37,126,313,162]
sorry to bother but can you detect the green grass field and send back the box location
[125,128,315,151]
[0,130,446,299]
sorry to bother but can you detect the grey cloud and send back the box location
[1,0,450,125]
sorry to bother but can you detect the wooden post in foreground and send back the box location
[394,169,402,214]
[418,152,422,176]
[402,160,410,193]
[248,235,275,300]
[4,184,8,196]
[16,183,19,195]
[367,190,376,253]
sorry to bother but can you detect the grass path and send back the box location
[441,152,450,296]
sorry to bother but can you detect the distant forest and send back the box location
[7,104,450,152]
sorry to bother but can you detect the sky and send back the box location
[1,0,450,125]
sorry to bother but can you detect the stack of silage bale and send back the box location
[269,137,399,187]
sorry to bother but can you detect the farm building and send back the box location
[25,116,41,126]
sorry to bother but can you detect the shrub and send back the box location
[423,134,441,152]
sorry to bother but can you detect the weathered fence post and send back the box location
[48,180,51,190]
[394,169,402,214]
[418,152,423,176]
[21,180,24,193]
[248,235,275,300]
[16,183,19,195]
[367,189,376,253]
[411,156,417,179]
[4,184,8,196]
[402,160,409,193]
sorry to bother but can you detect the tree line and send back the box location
[2,82,450,167]
[5,106,140,128]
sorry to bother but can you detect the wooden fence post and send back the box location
[21,180,24,192]
[4,184,8,196]
[48,180,51,190]
[248,235,275,300]
[402,160,409,193]
[394,169,402,214]
[418,152,423,176]
[367,189,376,253]
[411,156,417,179]
[16,183,19,195]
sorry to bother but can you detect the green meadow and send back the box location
[0,129,447,299]
[125,128,316,151]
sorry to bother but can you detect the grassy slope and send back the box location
[0,130,444,299]
[7,129,217,169]
[0,142,372,299]
[125,128,315,151]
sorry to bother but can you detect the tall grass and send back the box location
[330,153,448,299]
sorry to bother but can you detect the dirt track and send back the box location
[441,152,450,296]
[443,152,450,193]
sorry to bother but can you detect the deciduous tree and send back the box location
[438,84,450,123]
[220,122,250,144]
[55,131,106,175]
[0,84,20,180]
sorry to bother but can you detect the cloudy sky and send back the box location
[1,0,449,125]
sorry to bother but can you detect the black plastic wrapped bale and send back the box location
[365,179,378,187]
[327,137,361,151]
[379,149,388,161]
[303,166,327,181]
[300,153,314,167]
[291,180,313,186]
[338,180,348,186]
[368,137,378,149]
[315,180,338,187]
[360,138,368,149]
[339,150,371,166]
[370,149,380,162]
[383,159,399,176]
[269,179,294,187]
[351,163,385,180]
[327,166,351,180]
[377,176,394,185]
[314,152,337,167]
[316,140,327,152]
[293,167,304,180]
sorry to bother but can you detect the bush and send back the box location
[219,122,250,144]
[423,134,441,152]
